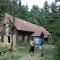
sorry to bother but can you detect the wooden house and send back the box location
[0,13,51,48]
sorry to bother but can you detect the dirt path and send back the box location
[19,52,43,60]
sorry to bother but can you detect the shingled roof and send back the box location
[4,13,51,38]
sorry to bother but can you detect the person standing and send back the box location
[29,37,35,56]
[40,32,44,56]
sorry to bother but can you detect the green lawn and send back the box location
[0,46,29,60]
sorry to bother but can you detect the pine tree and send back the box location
[0,0,9,20]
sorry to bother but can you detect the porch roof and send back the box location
[31,32,50,38]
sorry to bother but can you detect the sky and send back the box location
[21,0,55,10]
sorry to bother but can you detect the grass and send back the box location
[0,44,56,60]
[0,46,29,60]
[43,44,56,60]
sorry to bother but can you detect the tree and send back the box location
[20,5,29,19]
[29,5,41,24]
[31,5,40,16]
[55,0,60,2]
[43,1,50,27]
[0,0,9,20]
[55,4,60,60]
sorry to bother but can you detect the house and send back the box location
[0,13,51,48]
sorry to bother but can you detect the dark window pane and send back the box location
[8,36,10,43]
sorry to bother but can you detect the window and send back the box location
[8,36,10,43]
[1,36,4,42]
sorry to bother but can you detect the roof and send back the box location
[4,13,51,38]
[31,32,41,37]
[31,32,50,38]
